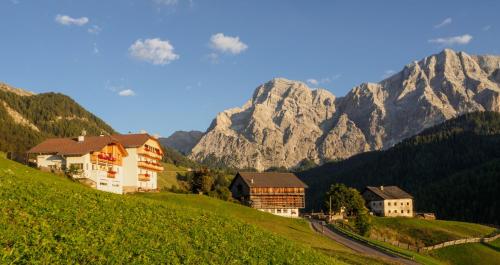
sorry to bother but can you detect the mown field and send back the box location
[430,239,500,265]
[0,155,385,264]
[370,217,496,247]
[138,193,389,265]
[157,162,189,190]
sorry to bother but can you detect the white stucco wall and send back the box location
[122,148,139,187]
[383,199,413,217]
[37,154,65,169]
[258,208,300,218]
[95,165,124,194]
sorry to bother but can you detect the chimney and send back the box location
[78,130,86,142]
[380,185,384,191]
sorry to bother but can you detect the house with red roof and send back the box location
[27,132,163,194]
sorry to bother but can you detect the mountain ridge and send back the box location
[159,130,204,155]
[190,49,500,170]
[0,84,115,159]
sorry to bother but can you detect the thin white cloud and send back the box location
[55,14,89,26]
[10,0,20,4]
[306,79,319,86]
[129,38,179,65]
[154,0,178,5]
[382,70,396,78]
[482,25,491,31]
[118,89,135,96]
[205,52,219,64]
[88,25,102,35]
[210,33,248,55]
[93,43,99,54]
[306,74,341,86]
[428,34,472,46]
[434,17,452,28]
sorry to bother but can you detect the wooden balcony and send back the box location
[137,161,164,172]
[138,173,151,181]
[137,148,162,160]
[107,170,117,178]
[249,194,305,209]
[91,152,123,166]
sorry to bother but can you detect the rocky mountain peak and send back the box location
[190,50,500,171]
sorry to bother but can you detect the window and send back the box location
[388,210,391,213]
[283,209,288,213]
[407,202,410,206]
[407,210,410,213]
[401,202,403,206]
[401,210,403,213]
[388,202,391,206]
[100,182,107,186]
[277,209,282,213]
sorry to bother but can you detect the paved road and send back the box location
[310,220,420,265]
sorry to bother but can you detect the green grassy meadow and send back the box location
[157,162,189,190]
[371,216,496,247]
[0,155,388,264]
[430,239,500,265]
[138,193,389,265]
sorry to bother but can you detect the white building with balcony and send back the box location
[27,133,164,194]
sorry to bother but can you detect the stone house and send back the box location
[362,186,413,217]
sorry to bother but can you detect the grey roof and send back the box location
[234,172,308,188]
[364,186,413,200]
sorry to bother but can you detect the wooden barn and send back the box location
[229,172,307,218]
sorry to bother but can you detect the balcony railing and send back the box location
[91,152,122,165]
[137,148,162,160]
[107,170,117,178]
[138,173,150,181]
[137,161,164,171]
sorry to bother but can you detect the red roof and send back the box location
[27,135,125,156]
[111,134,162,150]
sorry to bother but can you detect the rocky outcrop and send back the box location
[159,131,203,154]
[190,49,500,171]
[0,83,35,96]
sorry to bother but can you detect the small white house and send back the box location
[362,186,414,217]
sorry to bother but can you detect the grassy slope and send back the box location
[371,217,496,247]
[0,156,390,264]
[330,224,443,265]
[138,193,389,265]
[430,239,500,265]
[157,162,188,190]
[0,157,342,264]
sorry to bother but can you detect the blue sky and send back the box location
[1,0,499,136]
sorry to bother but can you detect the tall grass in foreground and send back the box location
[0,157,342,264]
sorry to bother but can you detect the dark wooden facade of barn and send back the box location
[229,172,307,217]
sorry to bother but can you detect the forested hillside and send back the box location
[0,83,115,159]
[299,111,500,225]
